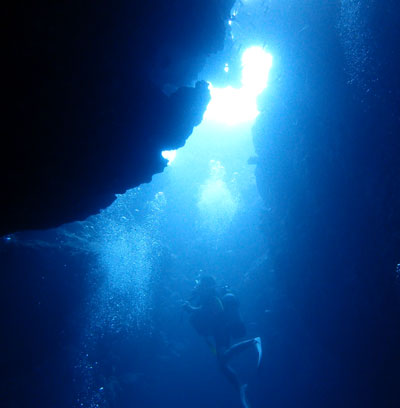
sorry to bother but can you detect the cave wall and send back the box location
[2,1,234,235]
[253,1,400,406]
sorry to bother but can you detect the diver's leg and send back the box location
[223,338,256,361]
[218,357,252,408]
[215,332,247,391]
[217,345,252,408]
[217,356,241,390]
[223,337,262,367]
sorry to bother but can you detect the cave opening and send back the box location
[163,46,272,164]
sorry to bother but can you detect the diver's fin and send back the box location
[240,384,251,408]
[254,337,262,368]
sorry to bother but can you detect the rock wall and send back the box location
[253,1,400,406]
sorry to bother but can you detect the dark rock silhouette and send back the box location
[1,1,234,235]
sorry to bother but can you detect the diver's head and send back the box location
[194,275,217,296]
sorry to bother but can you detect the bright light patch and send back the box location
[205,85,259,125]
[204,46,273,125]
[241,46,273,94]
[162,150,176,164]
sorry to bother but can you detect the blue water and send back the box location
[1,1,399,407]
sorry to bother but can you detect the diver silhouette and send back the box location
[183,275,262,408]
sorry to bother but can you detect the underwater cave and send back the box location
[1,1,400,408]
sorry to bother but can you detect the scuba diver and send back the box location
[182,275,262,408]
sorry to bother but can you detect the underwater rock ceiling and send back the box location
[1,1,234,235]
